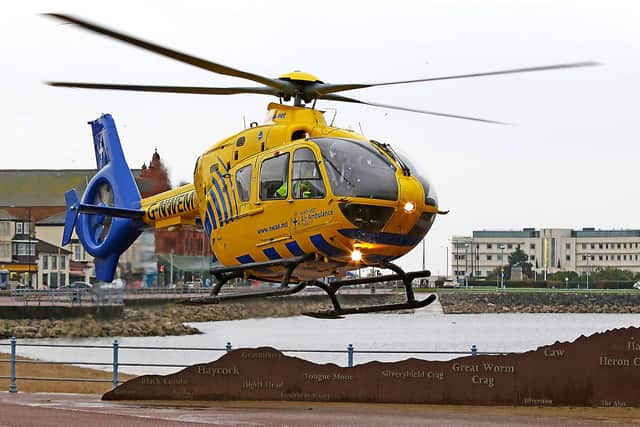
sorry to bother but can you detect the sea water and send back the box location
[15,304,639,375]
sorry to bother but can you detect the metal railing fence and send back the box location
[1,338,496,393]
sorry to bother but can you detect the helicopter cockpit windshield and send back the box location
[312,138,398,201]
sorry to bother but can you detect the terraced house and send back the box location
[0,149,211,288]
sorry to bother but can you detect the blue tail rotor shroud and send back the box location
[62,114,144,282]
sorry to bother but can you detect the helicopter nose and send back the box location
[421,177,438,209]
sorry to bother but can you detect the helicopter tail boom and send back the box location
[62,114,144,282]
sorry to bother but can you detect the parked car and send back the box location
[441,280,460,288]
[633,281,640,290]
[63,281,93,289]
[185,280,203,289]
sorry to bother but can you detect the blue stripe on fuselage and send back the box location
[209,189,223,226]
[214,168,237,220]
[285,241,304,256]
[310,234,347,257]
[236,254,255,264]
[263,247,282,260]
[206,202,217,230]
[211,177,228,224]
[337,229,421,247]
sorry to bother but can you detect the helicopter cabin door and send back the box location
[289,146,332,233]
[254,151,292,245]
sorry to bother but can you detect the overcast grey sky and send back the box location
[1,0,638,275]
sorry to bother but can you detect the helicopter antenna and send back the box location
[324,107,338,126]
[312,99,317,110]
[243,116,247,129]
[358,122,364,134]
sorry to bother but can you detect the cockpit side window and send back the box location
[259,153,290,200]
[235,164,252,202]
[292,147,325,199]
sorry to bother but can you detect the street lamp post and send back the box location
[440,245,449,279]
[499,244,505,289]
[464,243,470,288]
[169,249,174,286]
[585,253,590,289]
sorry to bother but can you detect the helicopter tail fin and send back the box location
[62,114,144,282]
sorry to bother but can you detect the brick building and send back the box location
[1,149,210,288]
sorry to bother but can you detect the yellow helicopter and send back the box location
[49,14,597,317]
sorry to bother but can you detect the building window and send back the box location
[0,243,9,258]
[582,255,586,261]
[487,255,492,261]
[43,255,48,270]
[60,256,66,270]
[599,255,603,261]
[617,243,621,249]
[530,255,535,261]
[497,255,503,261]
[566,255,571,261]
[51,255,57,270]
[486,243,492,249]
[617,255,621,261]
[0,222,9,236]
[507,243,513,249]
[591,243,595,249]
[530,243,536,250]
[49,272,58,288]
[566,243,571,250]
[581,243,586,249]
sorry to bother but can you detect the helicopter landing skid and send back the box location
[184,257,434,318]
[185,253,315,304]
[302,262,434,319]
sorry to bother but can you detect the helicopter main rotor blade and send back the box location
[44,13,292,93]
[45,81,281,96]
[310,61,600,96]
[321,94,508,125]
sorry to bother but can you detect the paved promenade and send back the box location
[1,392,639,426]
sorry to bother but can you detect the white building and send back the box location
[451,228,640,279]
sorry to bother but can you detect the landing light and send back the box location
[351,249,363,262]
[403,201,416,213]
